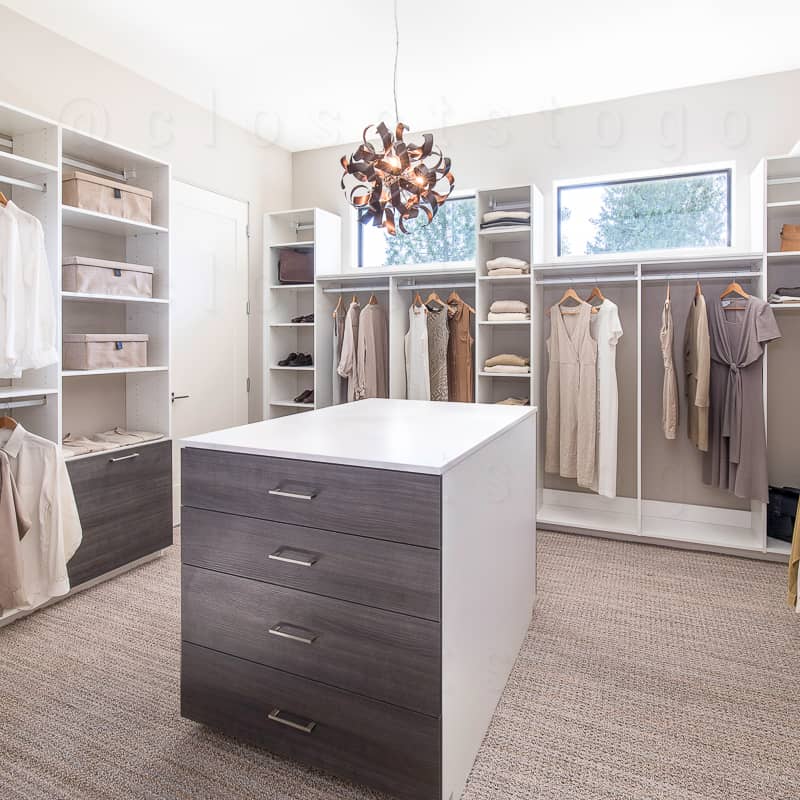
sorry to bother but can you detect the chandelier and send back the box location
[340,0,454,236]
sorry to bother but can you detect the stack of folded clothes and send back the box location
[488,299,529,321]
[495,396,530,406]
[62,427,165,458]
[480,210,531,230]
[486,256,530,277]
[483,353,530,374]
[768,287,800,304]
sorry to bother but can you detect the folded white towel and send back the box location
[490,299,529,314]
[486,256,529,270]
[488,312,530,321]
[483,364,530,374]
[482,210,530,224]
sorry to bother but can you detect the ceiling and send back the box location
[5,0,800,152]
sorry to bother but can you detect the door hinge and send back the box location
[246,300,251,315]
[246,377,251,393]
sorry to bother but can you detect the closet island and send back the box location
[179,398,537,800]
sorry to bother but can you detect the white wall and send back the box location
[0,6,292,421]
[292,69,800,268]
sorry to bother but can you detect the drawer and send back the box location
[182,566,440,717]
[182,643,440,800]
[181,508,440,621]
[67,440,173,586]
[181,447,440,548]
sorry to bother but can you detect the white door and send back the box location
[171,182,249,521]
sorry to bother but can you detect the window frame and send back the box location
[356,191,478,269]
[555,165,734,260]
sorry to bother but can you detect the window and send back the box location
[358,194,477,268]
[557,169,732,257]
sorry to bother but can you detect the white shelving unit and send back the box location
[262,208,341,418]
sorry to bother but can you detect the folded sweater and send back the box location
[488,312,530,321]
[487,256,529,270]
[482,210,530,224]
[490,299,529,314]
[484,353,530,368]
[496,396,530,406]
[483,364,530,374]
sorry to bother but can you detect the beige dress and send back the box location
[545,302,597,489]
[0,450,31,611]
[683,293,710,451]
[337,301,361,403]
[356,302,389,400]
[660,297,679,440]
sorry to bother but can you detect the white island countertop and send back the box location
[181,398,536,475]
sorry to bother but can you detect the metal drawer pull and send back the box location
[109,452,140,463]
[268,622,318,645]
[268,547,318,567]
[268,708,317,734]
[268,487,317,501]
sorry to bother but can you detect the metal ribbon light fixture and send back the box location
[340,0,455,235]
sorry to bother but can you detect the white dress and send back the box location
[404,305,430,400]
[590,299,623,498]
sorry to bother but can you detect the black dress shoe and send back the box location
[303,390,314,404]
[302,313,315,323]
[294,389,313,403]
[287,353,313,367]
[278,352,298,366]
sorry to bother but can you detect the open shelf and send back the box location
[269,322,314,328]
[62,291,169,305]
[0,386,58,400]
[270,283,315,290]
[62,366,168,377]
[62,205,168,237]
[270,241,315,249]
[766,537,792,555]
[640,516,762,551]
[537,504,639,536]
[478,371,531,378]
[0,150,57,180]
[767,200,800,208]
[270,400,316,409]
[479,320,531,326]
[478,225,531,241]
[770,303,800,310]
[767,251,800,261]
[270,365,314,372]
[478,274,531,283]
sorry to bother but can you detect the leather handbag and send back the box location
[278,249,314,284]
[767,486,800,542]
[780,224,800,252]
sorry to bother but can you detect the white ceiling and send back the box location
[6,0,800,152]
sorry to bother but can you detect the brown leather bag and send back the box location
[780,224,800,253]
[278,249,314,284]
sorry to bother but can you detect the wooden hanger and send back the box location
[446,290,476,314]
[368,293,379,305]
[413,292,424,308]
[585,285,605,304]
[550,287,596,315]
[0,415,17,430]
[720,280,749,310]
[351,294,359,305]
[666,280,671,302]
[0,191,7,207]
[426,291,449,310]
[332,295,344,318]
[695,280,702,298]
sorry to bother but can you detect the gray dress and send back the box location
[426,304,449,401]
[703,296,780,503]
[332,305,347,405]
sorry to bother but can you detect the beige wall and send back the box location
[293,69,800,267]
[0,6,292,421]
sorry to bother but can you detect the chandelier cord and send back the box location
[393,0,400,123]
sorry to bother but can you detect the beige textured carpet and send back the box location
[1,531,798,800]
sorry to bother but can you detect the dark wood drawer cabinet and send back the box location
[182,643,440,800]
[182,507,440,620]
[182,565,441,716]
[181,447,441,548]
[67,440,173,586]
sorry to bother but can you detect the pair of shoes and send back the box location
[278,352,313,367]
[291,313,315,323]
[294,389,314,404]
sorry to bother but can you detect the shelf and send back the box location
[63,438,167,462]
[767,200,800,209]
[479,320,531,326]
[270,283,314,290]
[62,366,168,377]
[0,386,58,400]
[767,177,800,186]
[270,400,316,409]
[270,365,314,372]
[270,241,315,249]
[766,537,792,556]
[537,504,639,536]
[478,274,531,283]
[769,303,800,310]
[62,205,168,237]
[767,251,800,261]
[269,322,314,328]
[640,516,762,551]
[62,292,169,305]
[0,150,58,180]
[478,371,531,378]
[478,225,531,240]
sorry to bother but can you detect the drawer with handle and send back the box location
[181,447,441,548]
[181,508,440,620]
[182,565,441,716]
[181,642,440,800]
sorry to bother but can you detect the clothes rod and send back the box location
[62,156,132,182]
[0,395,48,410]
[321,286,390,293]
[295,222,314,232]
[397,281,475,290]
[535,275,637,286]
[641,270,762,282]
[0,134,13,149]
[0,174,47,193]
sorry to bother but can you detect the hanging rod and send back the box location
[535,274,637,286]
[62,155,132,182]
[0,174,47,193]
[0,395,48,410]
[321,285,390,294]
[641,270,762,282]
[0,134,13,149]
[397,281,475,291]
[295,222,314,232]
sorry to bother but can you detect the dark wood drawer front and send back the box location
[181,508,440,621]
[67,440,173,586]
[181,447,441,548]
[182,566,440,717]
[182,643,440,800]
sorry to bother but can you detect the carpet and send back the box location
[1,531,798,800]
